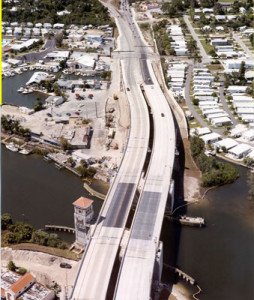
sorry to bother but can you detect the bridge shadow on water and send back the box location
[158,112,192,298]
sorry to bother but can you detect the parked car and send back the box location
[47,113,52,117]
[75,112,80,115]
[60,263,72,269]
[66,113,71,116]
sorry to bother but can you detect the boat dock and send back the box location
[46,153,81,177]
[44,225,75,234]
[83,183,106,200]
[164,264,196,285]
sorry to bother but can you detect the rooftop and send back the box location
[9,272,35,294]
[73,196,93,208]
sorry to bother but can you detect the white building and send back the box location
[46,51,70,61]
[26,72,50,86]
[242,129,254,141]
[228,143,251,159]
[215,138,238,150]
[200,132,221,145]
[241,114,254,123]
[228,86,247,94]
[73,196,94,246]
[195,127,211,136]
[211,116,232,127]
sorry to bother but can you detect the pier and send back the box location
[83,183,106,200]
[45,225,75,234]
[164,264,196,285]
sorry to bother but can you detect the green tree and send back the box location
[59,136,72,151]
[17,267,27,275]
[1,213,13,230]
[31,230,49,246]
[190,136,205,157]
[8,261,17,272]
[239,61,246,81]
[55,31,64,47]
[9,222,34,241]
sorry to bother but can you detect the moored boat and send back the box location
[5,142,19,152]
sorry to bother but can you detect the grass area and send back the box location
[113,25,119,40]
[11,243,80,261]
[207,64,224,71]
[200,39,215,55]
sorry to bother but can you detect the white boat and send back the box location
[18,87,24,92]
[23,88,33,94]
[6,142,19,152]
[19,149,30,155]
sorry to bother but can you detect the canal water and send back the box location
[1,146,103,230]
[2,145,254,299]
[161,163,254,299]
[2,71,102,108]
[2,71,48,108]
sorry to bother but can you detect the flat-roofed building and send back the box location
[228,143,251,159]
[211,116,232,127]
[200,132,221,145]
[195,127,211,136]
[215,138,238,150]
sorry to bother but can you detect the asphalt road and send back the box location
[183,15,211,64]
[219,76,238,128]
[18,38,56,62]
[184,64,224,135]
[232,32,253,59]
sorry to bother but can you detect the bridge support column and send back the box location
[166,180,175,212]
[153,241,163,283]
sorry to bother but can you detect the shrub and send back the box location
[17,267,27,275]
[1,213,13,230]
[8,261,17,271]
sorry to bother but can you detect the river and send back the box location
[162,163,254,299]
[2,146,254,299]
[2,71,48,108]
[2,71,102,108]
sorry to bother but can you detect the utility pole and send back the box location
[95,102,98,118]
[65,268,68,300]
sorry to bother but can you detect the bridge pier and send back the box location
[153,241,163,283]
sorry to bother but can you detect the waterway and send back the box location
[2,145,254,298]
[1,146,103,230]
[2,71,48,108]
[2,71,102,108]
[162,163,254,299]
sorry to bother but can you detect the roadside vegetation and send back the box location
[190,136,239,187]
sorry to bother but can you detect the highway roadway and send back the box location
[114,56,176,300]
[71,0,176,298]
[70,1,152,299]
